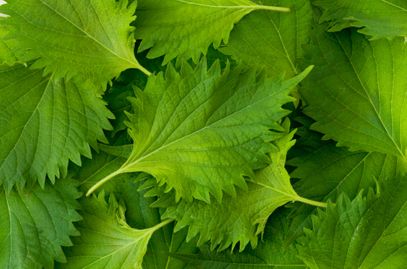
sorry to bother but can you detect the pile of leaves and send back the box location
[1,0,406,268]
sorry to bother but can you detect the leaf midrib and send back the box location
[124,86,285,171]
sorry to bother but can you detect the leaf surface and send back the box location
[89,61,312,202]
[301,29,407,161]
[298,177,407,269]
[162,130,325,251]
[0,64,112,189]
[314,0,407,39]
[63,193,170,269]
[221,0,312,77]
[135,0,290,63]
[0,0,149,84]
[291,143,405,201]
[0,180,81,269]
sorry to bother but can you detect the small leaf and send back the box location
[88,60,313,202]
[135,0,290,63]
[0,180,81,269]
[62,193,171,269]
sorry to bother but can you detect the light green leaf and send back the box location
[0,180,81,269]
[88,60,313,202]
[62,193,171,269]
[176,215,306,269]
[314,0,407,39]
[135,0,290,63]
[162,130,326,251]
[0,64,112,189]
[301,29,407,161]
[298,177,407,269]
[0,0,149,85]
[291,143,405,201]
[221,0,312,77]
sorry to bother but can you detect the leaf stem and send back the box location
[86,168,126,197]
[136,64,152,76]
[296,196,328,208]
[152,219,174,232]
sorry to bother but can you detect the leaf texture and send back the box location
[62,193,170,269]
[0,64,112,189]
[90,60,312,202]
[301,29,407,161]
[291,143,405,201]
[221,0,312,77]
[298,177,407,269]
[314,0,407,39]
[0,0,149,84]
[162,130,324,251]
[0,180,81,269]
[135,0,290,63]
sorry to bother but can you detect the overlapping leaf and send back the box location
[162,130,326,251]
[314,0,407,39]
[298,177,407,268]
[135,0,290,63]
[301,29,407,161]
[88,60,312,202]
[62,193,170,269]
[291,143,405,201]
[221,0,312,77]
[0,0,149,85]
[0,180,81,269]
[0,64,112,189]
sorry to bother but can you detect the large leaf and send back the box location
[314,0,407,39]
[0,64,112,189]
[162,130,326,251]
[0,180,81,269]
[221,0,312,77]
[135,0,290,63]
[301,29,407,161]
[87,60,313,202]
[0,0,149,85]
[62,193,171,269]
[298,177,407,269]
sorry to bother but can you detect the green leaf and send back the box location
[291,143,405,201]
[221,0,312,77]
[114,178,198,269]
[88,60,313,202]
[0,180,81,269]
[162,130,326,251]
[0,64,112,189]
[173,210,306,269]
[314,0,407,39]
[0,0,149,85]
[301,29,407,161]
[0,28,17,64]
[135,0,290,63]
[62,193,171,269]
[298,177,407,269]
